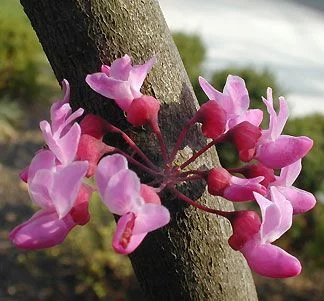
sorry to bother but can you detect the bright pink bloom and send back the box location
[126,95,160,127]
[207,167,266,202]
[9,209,77,250]
[95,154,170,254]
[40,80,84,165]
[199,75,263,131]
[270,160,316,214]
[193,101,226,139]
[255,88,313,168]
[237,187,301,278]
[86,55,156,111]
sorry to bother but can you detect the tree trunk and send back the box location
[19,1,258,300]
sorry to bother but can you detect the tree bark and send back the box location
[19,1,258,300]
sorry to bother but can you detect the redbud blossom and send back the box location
[199,75,263,131]
[207,167,266,202]
[255,88,313,168]
[95,154,170,254]
[86,55,156,111]
[238,188,301,278]
[238,163,275,187]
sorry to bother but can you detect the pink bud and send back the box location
[77,134,113,177]
[79,114,109,139]
[228,211,261,251]
[126,95,160,127]
[194,101,226,139]
[240,163,275,187]
[226,121,261,162]
[207,167,231,196]
[70,184,93,225]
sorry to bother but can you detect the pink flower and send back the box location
[95,154,170,254]
[40,80,84,166]
[10,150,90,250]
[255,88,313,168]
[207,167,266,202]
[199,75,263,131]
[86,55,156,111]
[270,160,316,214]
[231,187,301,278]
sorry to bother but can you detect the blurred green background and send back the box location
[1,1,324,300]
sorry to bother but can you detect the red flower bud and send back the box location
[228,211,261,251]
[226,121,261,162]
[126,95,160,127]
[195,100,226,139]
[240,163,275,187]
[207,167,231,196]
[80,114,109,139]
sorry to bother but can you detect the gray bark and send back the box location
[19,0,258,300]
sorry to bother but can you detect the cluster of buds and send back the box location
[10,55,315,279]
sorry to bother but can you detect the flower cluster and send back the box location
[10,55,315,279]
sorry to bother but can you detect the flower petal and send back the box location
[112,213,147,254]
[104,169,142,215]
[278,186,316,214]
[133,203,170,234]
[95,154,128,200]
[241,240,301,278]
[128,55,156,95]
[9,209,76,250]
[27,150,56,181]
[256,135,313,169]
[51,161,88,219]
[109,54,132,80]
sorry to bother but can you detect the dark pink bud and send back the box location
[70,185,93,225]
[240,163,275,187]
[194,101,226,139]
[126,95,160,127]
[228,211,261,251]
[226,121,261,162]
[79,114,108,139]
[207,167,231,196]
[140,184,161,205]
[77,134,113,177]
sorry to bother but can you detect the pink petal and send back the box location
[95,154,128,199]
[256,135,313,169]
[198,76,232,111]
[112,213,147,254]
[104,169,142,215]
[109,55,132,80]
[128,55,156,95]
[223,75,250,114]
[27,150,56,181]
[273,97,289,139]
[133,203,170,234]
[140,184,161,205]
[274,160,302,187]
[278,186,316,214]
[86,73,134,105]
[51,161,88,218]
[241,240,301,278]
[29,169,54,209]
[9,209,76,250]
[224,176,266,202]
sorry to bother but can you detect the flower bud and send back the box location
[226,121,261,162]
[126,95,160,127]
[194,100,226,139]
[207,167,231,196]
[228,211,261,251]
[240,163,275,187]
